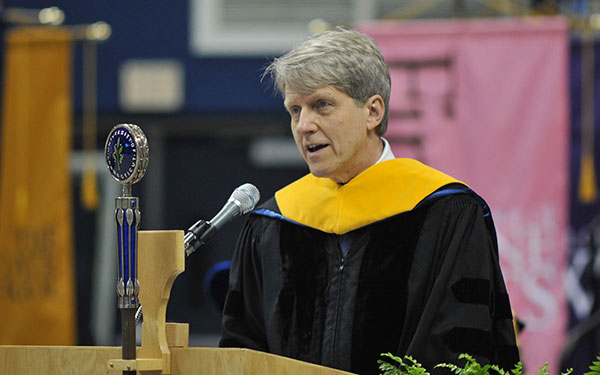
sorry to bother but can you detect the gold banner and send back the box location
[0,27,75,345]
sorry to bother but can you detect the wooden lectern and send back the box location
[0,231,354,375]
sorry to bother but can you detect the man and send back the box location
[219,28,519,374]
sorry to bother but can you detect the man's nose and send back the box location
[296,109,318,133]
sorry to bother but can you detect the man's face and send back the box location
[284,86,381,184]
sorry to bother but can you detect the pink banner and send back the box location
[361,17,569,372]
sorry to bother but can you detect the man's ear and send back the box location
[365,95,385,131]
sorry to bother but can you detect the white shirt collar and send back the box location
[375,137,396,164]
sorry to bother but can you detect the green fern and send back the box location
[435,353,506,375]
[489,364,507,375]
[510,362,523,375]
[536,362,549,375]
[585,356,600,375]
[377,352,585,375]
[435,362,462,375]
[378,353,430,375]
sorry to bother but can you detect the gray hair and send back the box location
[264,27,391,136]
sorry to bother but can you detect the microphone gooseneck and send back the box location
[184,183,260,256]
[136,183,260,324]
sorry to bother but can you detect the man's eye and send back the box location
[289,107,300,116]
[318,100,330,109]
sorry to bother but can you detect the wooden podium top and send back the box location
[0,346,355,375]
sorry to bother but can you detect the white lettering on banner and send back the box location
[565,222,600,320]
[565,244,592,319]
[494,205,563,331]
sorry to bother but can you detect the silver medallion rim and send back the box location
[104,123,149,185]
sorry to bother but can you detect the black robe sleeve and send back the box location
[219,216,269,351]
[399,194,519,370]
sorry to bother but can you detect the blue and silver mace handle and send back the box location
[116,194,141,309]
[105,123,149,308]
[105,123,148,374]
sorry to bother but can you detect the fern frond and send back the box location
[458,353,477,364]
[435,363,466,375]
[378,355,401,375]
[489,364,507,375]
[435,363,462,374]
[404,356,429,375]
[407,366,428,375]
[586,356,600,375]
[378,358,405,375]
[381,352,405,365]
[378,353,430,375]
[378,360,398,369]
[511,361,523,375]
[536,362,550,375]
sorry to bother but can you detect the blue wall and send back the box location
[3,0,284,113]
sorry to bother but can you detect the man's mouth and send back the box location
[306,144,329,153]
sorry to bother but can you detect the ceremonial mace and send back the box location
[105,124,149,374]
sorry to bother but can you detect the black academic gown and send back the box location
[219,159,519,374]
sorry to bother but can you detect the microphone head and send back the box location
[229,183,260,214]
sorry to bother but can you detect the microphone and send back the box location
[184,183,260,256]
[136,183,260,324]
